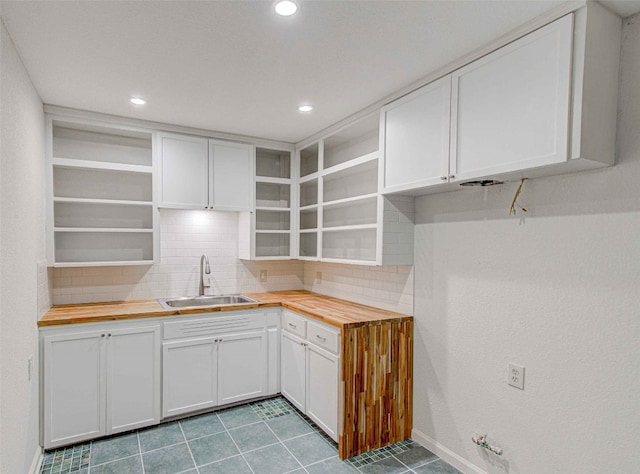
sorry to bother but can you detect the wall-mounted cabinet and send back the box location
[46,117,159,267]
[381,3,621,196]
[157,132,254,211]
[295,115,414,265]
[239,147,295,260]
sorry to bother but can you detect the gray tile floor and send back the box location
[41,397,461,474]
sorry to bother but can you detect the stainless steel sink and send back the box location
[157,295,257,310]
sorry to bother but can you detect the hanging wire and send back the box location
[509,178,528,216]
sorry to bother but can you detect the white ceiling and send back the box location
[2,1,639,143]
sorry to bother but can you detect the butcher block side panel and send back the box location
[339,319,413,459]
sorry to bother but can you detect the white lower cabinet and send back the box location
[162,312,269,418]
[217,331,268,405]
[162,337,218,418]
[42,323,161,449]
[306,343,339,440]
[281,331,307,412]
[280,311,340,441]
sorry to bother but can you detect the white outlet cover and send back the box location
[508,363,525,390]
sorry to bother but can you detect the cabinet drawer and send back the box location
[164,313,265,340]
[307,320,340,354]
[282,310,306,338]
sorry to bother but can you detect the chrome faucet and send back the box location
[199,254,211,296]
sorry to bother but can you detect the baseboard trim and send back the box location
[411,428,486,474]
[28,446,43,474]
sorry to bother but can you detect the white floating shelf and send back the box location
[53,197,153,206]
[322,151,378,177]
[322,157,378,182]
[54,227,154,233]
[251,256,293,261]
[52,157,153,174]
[256,206,291,212]
[255,176,291,185]
[322,193,378,209]
[321,224,377,233]
[298,173,319,184]
[319,257,377,266]
[53,260,154,268]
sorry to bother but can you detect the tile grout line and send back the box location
[261,416,305,472]
[177,422,200,474]
[87,440,93,472]
[217,412,257,474]
[136,431,146,474]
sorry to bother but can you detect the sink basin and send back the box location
[158,295,257,310]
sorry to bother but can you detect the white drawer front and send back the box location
[164,313,265,340]
[282,310,306,339]
[307,320,340,354]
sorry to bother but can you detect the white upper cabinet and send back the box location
[158,134,209,209]
[450,14,573,182]
[158,132,254,211]
[381,75,452,194]
[380,3,621,195]
[210,139,254,212]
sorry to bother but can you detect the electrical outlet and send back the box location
[28,356,33,381]
[260,270,267,282]
[316,272,322,283]
[508,363,524,390]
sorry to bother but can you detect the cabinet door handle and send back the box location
[101,334,105,338]
[288,323,297,329]
[315,335,327,342]
[440,176,448,181]
[449,174,455,179]
[107,333,112,337]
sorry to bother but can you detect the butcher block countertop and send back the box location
[38,290,411,329]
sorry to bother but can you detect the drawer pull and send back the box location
[288,323,297,329]
[315,335,327,342]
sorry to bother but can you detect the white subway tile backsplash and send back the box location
[50,209,414,315]
[51,209,304,304]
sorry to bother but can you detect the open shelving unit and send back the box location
[295,114,414,265]
[239,147,294,260]
[46,117,158,267]
[295,115,379,264]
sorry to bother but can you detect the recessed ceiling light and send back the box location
[274,0,298,16]
[130,97,146,105]
[298,105,313,113]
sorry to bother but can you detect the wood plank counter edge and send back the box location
[39,290,412,329]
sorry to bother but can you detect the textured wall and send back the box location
[411,14,640,473]
[0,19,46,473]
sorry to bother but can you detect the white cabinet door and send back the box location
[217,331,267,405]
[306,343,339,442]
[280,331,307,412]
[209,140,254,211]
[43,330,106,448]
[450,14,573,181]
[158,133,209,209]
[381,75,452,193]
[107,326,161,434]
[162,337,218,418]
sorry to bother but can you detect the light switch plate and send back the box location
[260,270,267,282]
